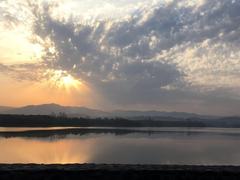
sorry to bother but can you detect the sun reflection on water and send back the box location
[0,137,94,164]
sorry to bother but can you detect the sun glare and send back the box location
[46,70,82,90]
[62,75,79,87]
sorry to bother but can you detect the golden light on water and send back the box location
[0,137,93,164]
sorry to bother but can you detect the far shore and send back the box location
[1,114,240,128]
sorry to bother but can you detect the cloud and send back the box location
[25,1,184,105]
[0,63,47,81]
[0,64,9,72]
[93,61,181,105]
[1,0,240,114]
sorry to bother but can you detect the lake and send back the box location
[1,127,240,165]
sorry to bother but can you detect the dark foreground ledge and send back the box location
[1,164,240,180]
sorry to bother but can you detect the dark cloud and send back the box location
[27,0,240,109]
[93,61,181,105]
[28,5,185,105]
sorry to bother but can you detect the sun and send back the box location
[45,69,82,90]
[62,74,79,87]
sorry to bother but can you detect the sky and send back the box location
[0,0,240,115]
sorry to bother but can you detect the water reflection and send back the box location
[0,137,93,164]
[1,128,240,165]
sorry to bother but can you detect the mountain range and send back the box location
[0,103,216,119]
[0,106,14,113]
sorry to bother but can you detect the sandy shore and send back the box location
[0,164,240,180]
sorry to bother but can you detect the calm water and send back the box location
[1,127,240,165]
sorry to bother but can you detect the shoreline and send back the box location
[1,164,240,180]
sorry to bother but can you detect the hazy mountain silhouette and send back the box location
[3,103,109,117]
[0,106,14,113]
[111,110,212,119]
[1,103,216,119]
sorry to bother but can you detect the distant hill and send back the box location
[3,104,109,118]
[111,110,213,119]
[1,103,217,119]
[0,106,14,113]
